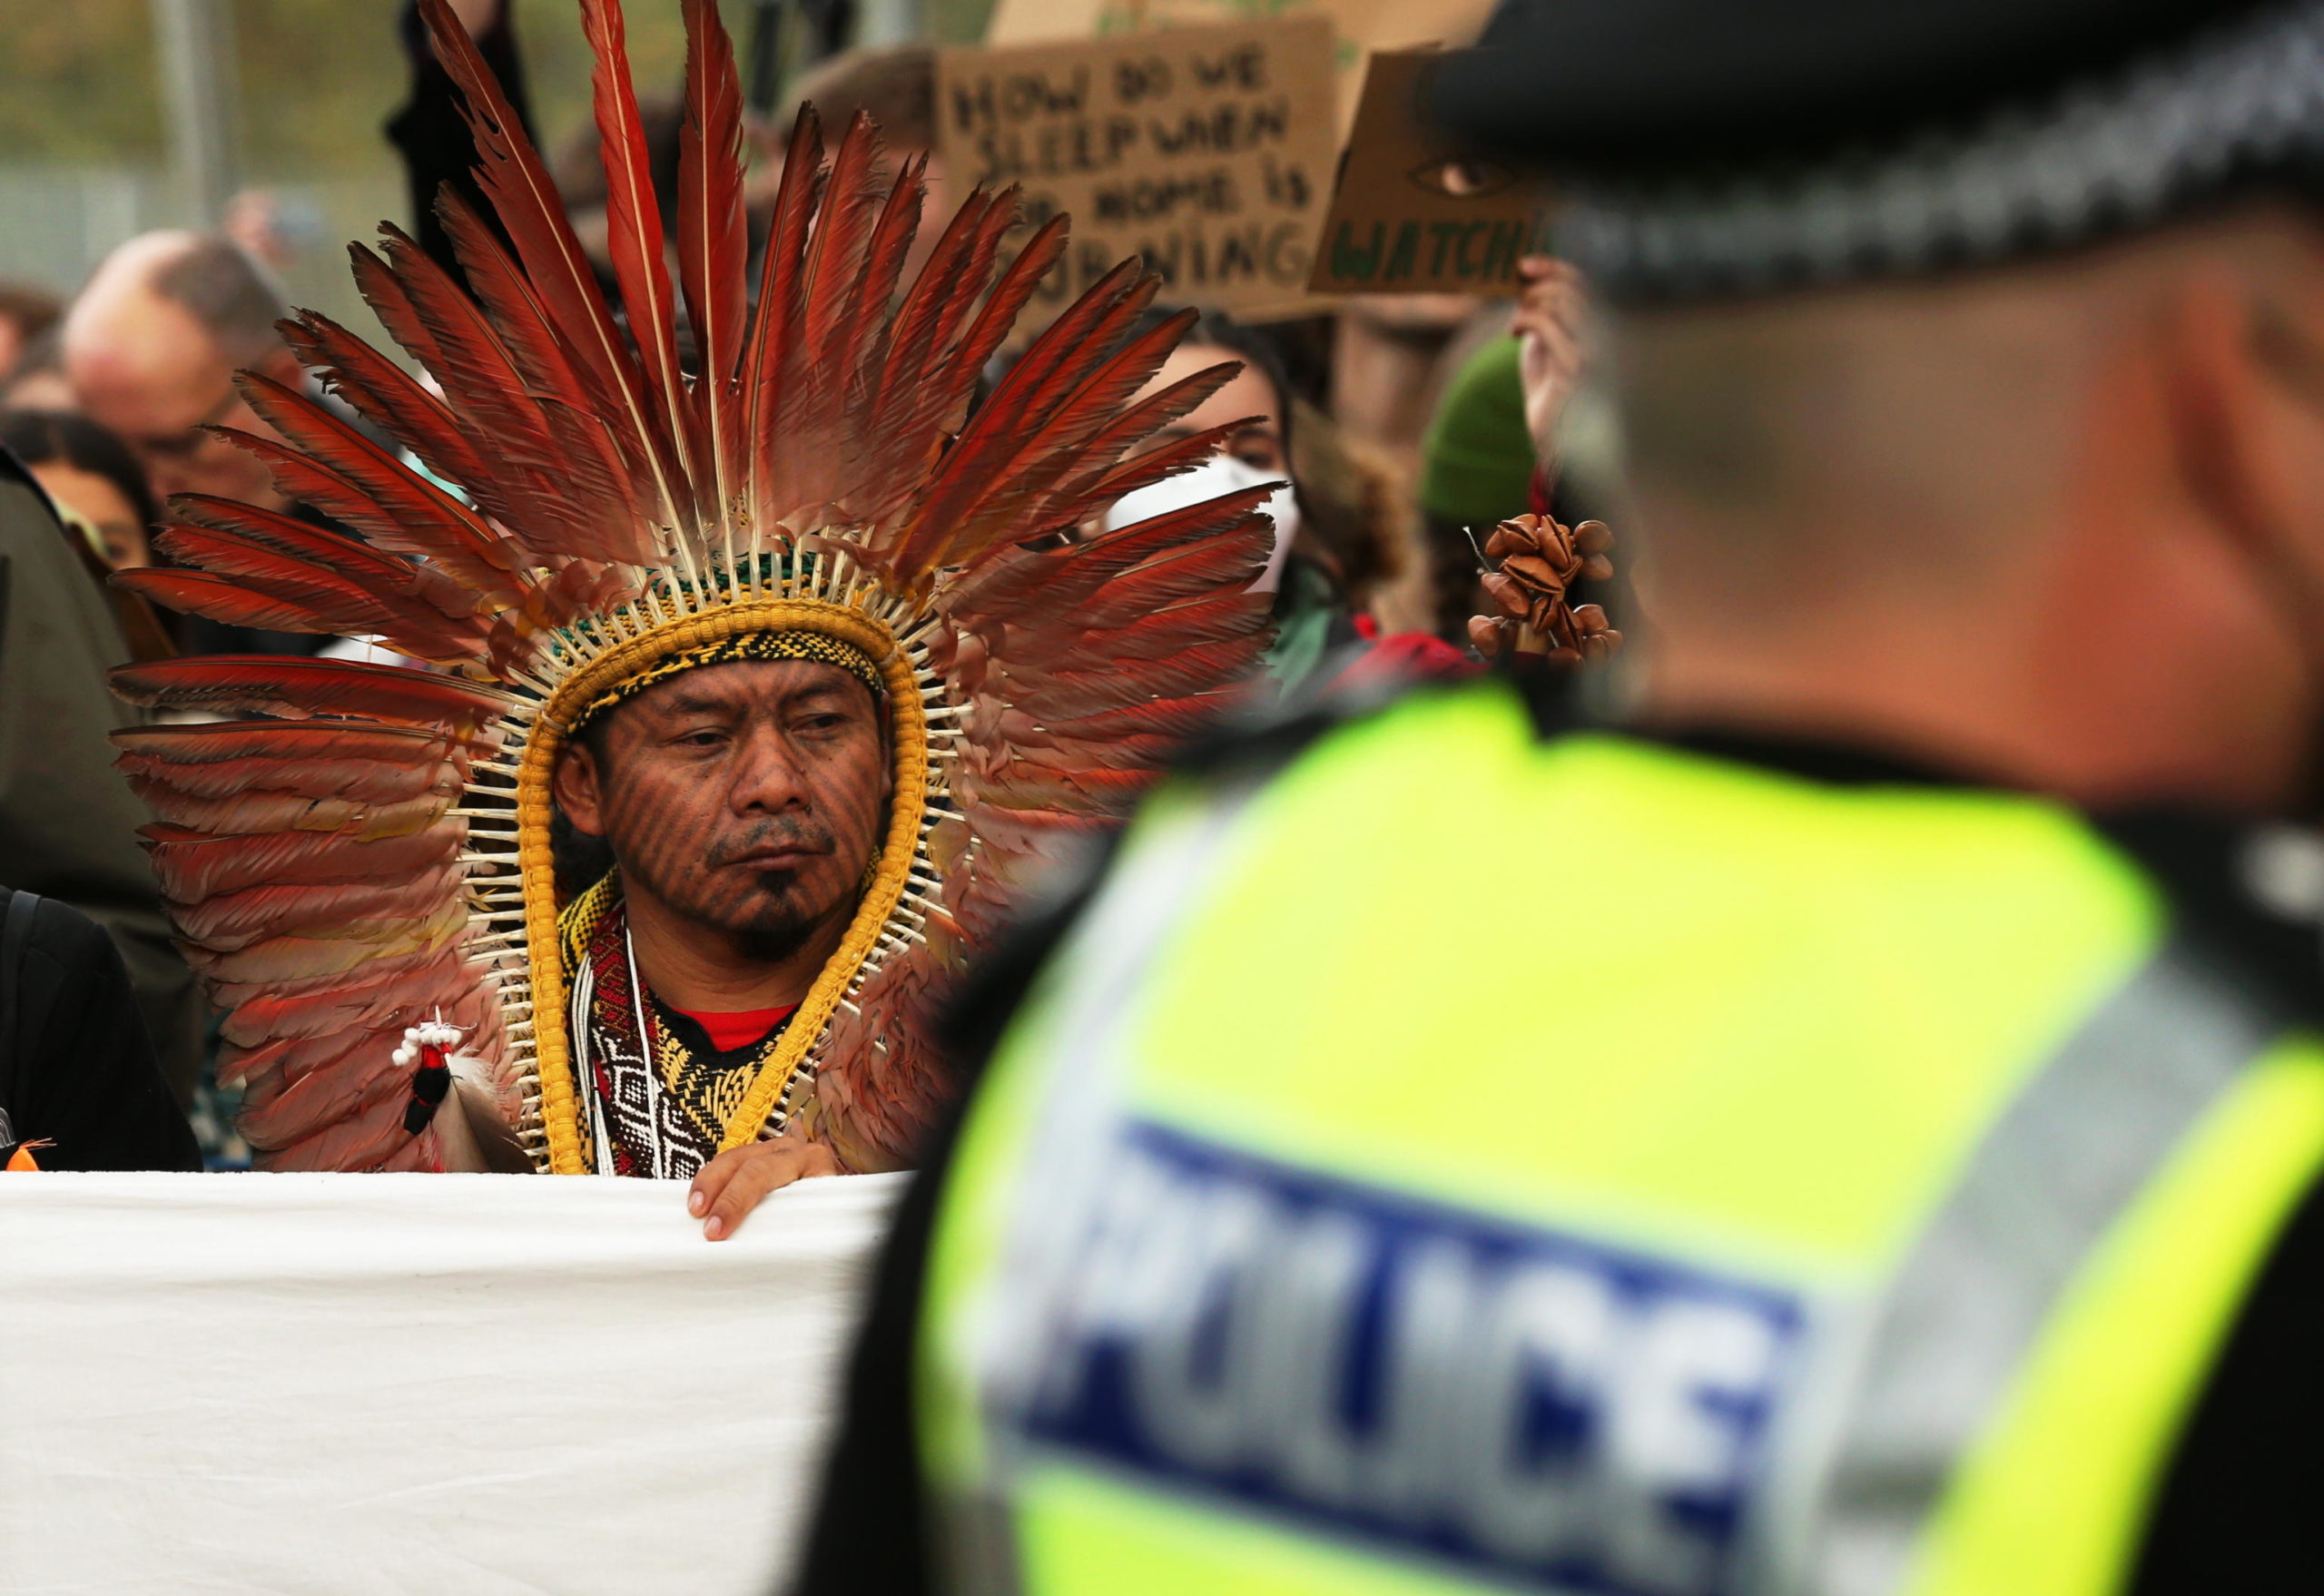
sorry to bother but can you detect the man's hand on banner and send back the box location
[688,1131,842,1240]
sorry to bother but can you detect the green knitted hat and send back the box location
[1418,334,1537,527]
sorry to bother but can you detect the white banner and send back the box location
[0,1170,903,1595]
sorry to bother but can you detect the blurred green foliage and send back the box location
[0,0,709,178]
[0,0,1021,182]
[0,0,168,162]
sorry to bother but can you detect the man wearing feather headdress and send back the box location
[546,635,895,1220]
[105,0,1276,1233]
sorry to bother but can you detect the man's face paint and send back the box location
[569,658,891,960]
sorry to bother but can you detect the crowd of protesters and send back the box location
[0,0,1594,1173]
[13,0,2324,1590]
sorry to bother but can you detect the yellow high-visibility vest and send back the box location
[914,683,2324,1596]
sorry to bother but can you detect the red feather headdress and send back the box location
[110,0,1274,1175]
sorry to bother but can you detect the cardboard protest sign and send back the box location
[1307,47,1545,296]
[983,0,1497,131]
[983,0,1108,41]
[938,18,1339,330]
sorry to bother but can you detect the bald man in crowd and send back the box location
[63,232,327,659]
[61,231,299,510]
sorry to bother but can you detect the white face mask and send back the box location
[1103,452,1302,596]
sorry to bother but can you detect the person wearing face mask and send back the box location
[1103,312,1339,686]
[1105,310,1463,691]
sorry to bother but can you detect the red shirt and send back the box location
[666,1003,799,1053]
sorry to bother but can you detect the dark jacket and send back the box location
[0,448,204,1101]
[0,887,201,1172]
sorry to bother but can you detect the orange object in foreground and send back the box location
[5,1139,51,1171]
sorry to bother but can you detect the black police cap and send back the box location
[1432,0,2324,301]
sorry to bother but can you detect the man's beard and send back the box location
[729,894,828,964]
[625,815,853,961]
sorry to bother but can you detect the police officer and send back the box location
[795,2,2324,1591]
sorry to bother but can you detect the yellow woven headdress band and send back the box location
[567,628,884,735]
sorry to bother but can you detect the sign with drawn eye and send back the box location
[1309,47,1549,295]
[1407,155,1521,200]
[937,18,1341,334]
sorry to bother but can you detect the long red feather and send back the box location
[165,495,485,621]
[281,302,590,576]
[167,869,467,953]
[218,972,490,1088]
[110,572,354,641]
[948,209,1069,382]
[861,187,1004,470]
[963,256,1152,454]
[357,228,578,549]
[250,1075,419,1168]
[876,214,1071,582]
[744,107,827,530]
[1064,419,1256,511]
[210,958,478,1030]
[113,719,470,795]
[139,530,491,660]
[813,154,930,525]
[579,0,698,527]
[873,186,1000,396]
[944,476,1268,626]
[221,941,475,1047]
[209,432,527,614]
[1032,693,1251,742]
[132,783,454,843]
[415,0,688,532]
[230,372,527,602]
[347,238,451,379]
[239,1033,400,1148]
[917,279,1188,566]
[279,310,507,523]
[140,821,464,903]
[677,0,749,533]
[428,196,661,563]
[188,901,469,990]
[222,1028,376,1091]
[830,153,927,448]
[1045,361,1242,507]
[110,656,516,726]
[1088,590,1275,660]
[802,115,886,361]
[995,337,1231,543]
[127,548,404,638]
[958,488,1275,630]
[1087,527,1274,609]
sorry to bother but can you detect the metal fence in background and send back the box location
[0,165,172,297]
[0,163,408,360]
